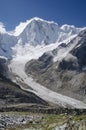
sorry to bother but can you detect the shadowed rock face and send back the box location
[25,30,86,103]
[72,44,86,70]
[71,30,86,70]
[0,58,8,78]
[59,58,79,71]
[0,78,48,106]
[25,53,53,74]
[59,29,86,71]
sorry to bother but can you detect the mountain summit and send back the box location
[13,17,81,46]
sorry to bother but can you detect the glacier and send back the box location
[0,17,86,108]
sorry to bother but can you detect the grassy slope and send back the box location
[3,112,86,130]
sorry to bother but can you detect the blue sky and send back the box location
[0,0,86,31]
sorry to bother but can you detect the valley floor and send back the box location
[0,112,86,130]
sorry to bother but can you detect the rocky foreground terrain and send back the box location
[0,112,86,130]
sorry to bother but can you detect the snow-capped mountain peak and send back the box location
[0,17,84,59]
[11,17,82,47]
[13,17,58,36]
[60,24,81,34]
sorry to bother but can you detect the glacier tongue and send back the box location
[9,57,86,109]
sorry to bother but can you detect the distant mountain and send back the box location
[0,17,86,109]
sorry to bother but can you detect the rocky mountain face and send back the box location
[0,17,86,109]
[25,29,86,104]
[0,33,17,58]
